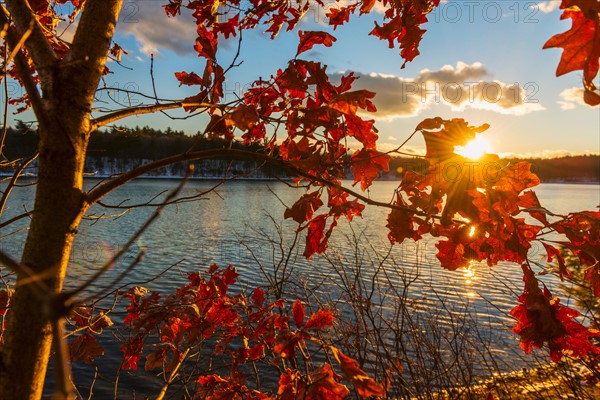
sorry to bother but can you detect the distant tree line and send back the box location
[2,122,598,183]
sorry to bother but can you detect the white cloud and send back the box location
[116,0,197,56]
[536,1,561,14]
[332,62,544,120]
[557,87,588,110]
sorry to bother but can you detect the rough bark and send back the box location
[0,1,123,399]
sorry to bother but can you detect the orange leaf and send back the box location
[292,299,305,329]
[297,31,337,56]
[331,347,385,398]
[304,309,334,330]
[543,10,599,79]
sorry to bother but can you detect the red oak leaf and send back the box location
[69,334,104,365]
[292,300,305,329]
[510,264,600,361]
[331,347,386,398]
[544,8,599,79]
[305,364,350,400]
[304,309,334,330]
[304,214,328,258]
[174,71,203,86]
[284,191,323,224]
[544,6,600,105]
[351,149,391,191]
[195,25,218,59]
[296,31,337,56]
[327,5,357,29]
[251,287,265,307]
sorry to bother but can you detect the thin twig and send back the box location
[67,166,195,299]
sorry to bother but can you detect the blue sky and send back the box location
[11,1,600,157]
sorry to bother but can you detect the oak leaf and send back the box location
[297,31,337,56]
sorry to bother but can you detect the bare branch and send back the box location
[68,167,194,299]
[0,8,46,122]
[0,210,33,230]
[0,250,47,298]
[50,318,78,400]
[89,101,216,131]
[0,153,38,217]
[3,1,57,72]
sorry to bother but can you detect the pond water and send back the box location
[1,179,599,398]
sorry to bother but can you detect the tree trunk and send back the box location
[0,1,123,398]
[0,133,87,400]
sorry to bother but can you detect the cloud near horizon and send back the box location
[333,62,545,120]
[557,87,590,110]
[536,1,561,13]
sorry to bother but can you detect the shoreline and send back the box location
[2,173,599,185]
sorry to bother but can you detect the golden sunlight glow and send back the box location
[468,226,476,237]
[454,136,491,160]
[463,261,477,285]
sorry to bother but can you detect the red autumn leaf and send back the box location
[329,90,377,115]
[518,190,548,225]
[584,265,600,297]
[251,287,265,307]
[292,299,305,329]
[274,333,304,359]
[493,162,541,194]
[296,31,337,56]
[327,6,356,29]
[121,335,144,370]
[284,191,323,223]
[228,104,259,130]
[144,348,167,371]
[69,334,104,364]
[163,0,182,16]
[360,0,377,15]
[0,289,12,316]
[387,197,421,245]
[174,71,203,86]
[416,117,444,131]
[544,8,599,80]
[90,312,113,331]
[305,364,350,400]
[278,369,304,400]
[304,214,328,258]
[304,309,335,330]
[109,43,127,62]
[195,25,218,59]
[350,149,391,191]
[435,240,467,270]
[331,347,386,398]
[345,114,378,150]
[248,343,264,360]
[71,306,91,327]
[510,264,600,361]
[541,242,570,280]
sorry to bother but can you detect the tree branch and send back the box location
[0,8,46,122]
[0,153,38,218]
[4,0,57,74]
[83,149,428,217]
[89,101,215,131]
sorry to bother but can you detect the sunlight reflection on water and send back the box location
[1,179,598,397]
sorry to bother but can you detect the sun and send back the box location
[454,136,491,160]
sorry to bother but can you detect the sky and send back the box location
[7,0,600,158]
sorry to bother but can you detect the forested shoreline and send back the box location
[2,123,599,183]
